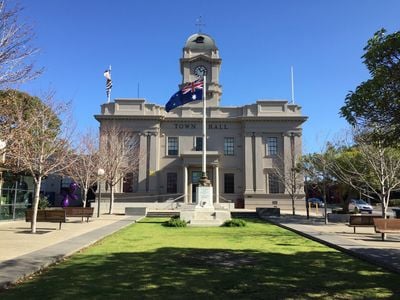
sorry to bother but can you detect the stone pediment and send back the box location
[181,151,220,167]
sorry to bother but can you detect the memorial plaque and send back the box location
[196,186,213,208]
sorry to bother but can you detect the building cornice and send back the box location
[180,55,222,64]
[95,114,308,125]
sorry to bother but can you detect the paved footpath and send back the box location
[266,215,400,275]
[0,215,140,289]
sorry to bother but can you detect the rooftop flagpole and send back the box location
[104,65,112,103]
[202,75,207,176]
[291,66,295,104]
[108,65,112,103]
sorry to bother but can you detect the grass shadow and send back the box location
[1,247,399,299]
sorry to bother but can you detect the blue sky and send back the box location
[17,0,400,153]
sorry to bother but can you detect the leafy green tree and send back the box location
[3,91,72,233]
[0,89,47,157]
[340,29,400,145]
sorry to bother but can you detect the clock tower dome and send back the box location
[180,33,222,107]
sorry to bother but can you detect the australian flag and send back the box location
[165,80,203,112]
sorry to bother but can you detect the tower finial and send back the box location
[195,16,205,33]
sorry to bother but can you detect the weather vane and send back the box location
[195,16,205,33]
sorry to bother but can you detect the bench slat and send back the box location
[373,219,400,241]
[63,207,94,222]
[348,215,382,233]
[25,209,66,230]
[374,219,400,232]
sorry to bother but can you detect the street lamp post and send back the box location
[0,140,6,200]
[97,168,105,218]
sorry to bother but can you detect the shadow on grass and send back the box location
[1,247,399,299]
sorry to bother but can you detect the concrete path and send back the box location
[0,214,141,289]
[266,215,400,274]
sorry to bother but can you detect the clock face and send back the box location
[194,65,207,77]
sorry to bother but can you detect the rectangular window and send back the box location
[268,173,280,194]
[224,173,235,194]
[195,137,203,151]
[224,137,234,156]
[167,137,178,156]
[266,137,278,156]
[167,173,177,193]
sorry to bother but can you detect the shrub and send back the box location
[389,199,400,207]
[38,196,49,209]
[163,217,187,227]
[223,219,247,227]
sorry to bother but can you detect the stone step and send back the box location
[146,211,179,218]
[231,212,259,219]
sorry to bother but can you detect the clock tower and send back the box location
[180,33,222,107]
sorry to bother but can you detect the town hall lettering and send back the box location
[174,124,196,129]
[208,124,228,129]
[174,123,228,129]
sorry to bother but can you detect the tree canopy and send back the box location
[3,91,72,233]
[340,29,400,145]
[0,89,60,153]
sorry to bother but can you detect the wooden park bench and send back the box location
[63,207,94,223]
[25,209,66,230]
[348,215,382,233]
[373,218,400,241]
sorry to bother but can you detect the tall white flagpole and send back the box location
[291,66,295,104]
[202,75,207,176]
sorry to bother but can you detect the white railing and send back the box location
[219,195,233,203]
[160,194,185,210]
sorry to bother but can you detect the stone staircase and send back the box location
[231,211,259,219]
[146,211,179,218]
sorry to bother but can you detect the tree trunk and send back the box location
[82,187,88,208]
[291,196,295,215]
[381,197,386,219]
[31,176,42,234]
[109,184,114,214]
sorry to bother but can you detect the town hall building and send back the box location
[95,32,307,210]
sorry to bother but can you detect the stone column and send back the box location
[137,133,148,192]
[244,134,254,193]
[254,134,265,193]
[189,183,193,203]
[183,165,188,203]
[148,132,158,192]
[214,165,219,204]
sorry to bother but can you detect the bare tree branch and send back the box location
[99,123,143,214]
[64,130,100,208]
[273,154,304,215]
[0,1,42,88]
[5,92,74,233]
[327,129,400,218]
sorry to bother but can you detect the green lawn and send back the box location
[2,218,400,299]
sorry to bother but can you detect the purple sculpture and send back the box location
[61,182,79,207]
